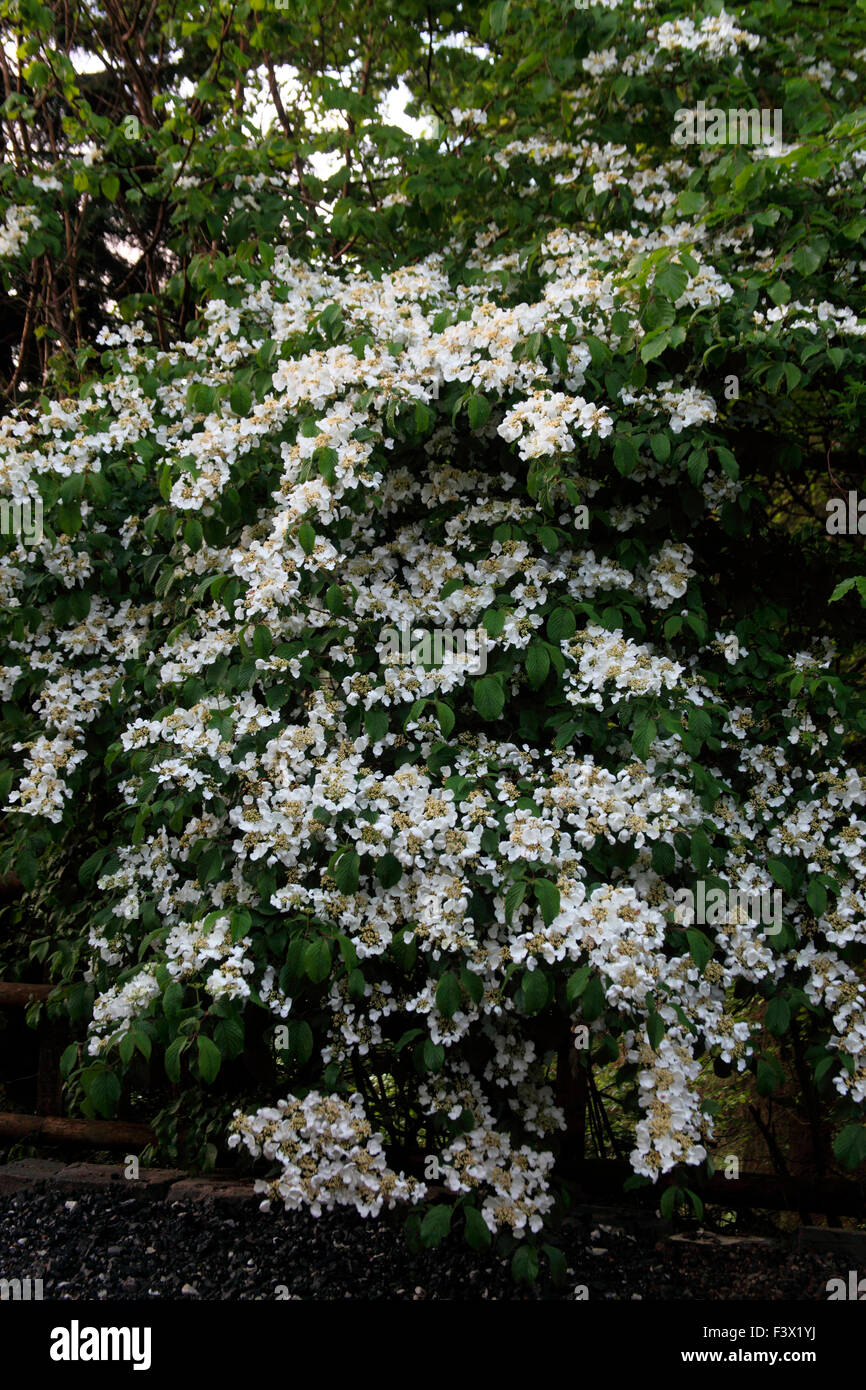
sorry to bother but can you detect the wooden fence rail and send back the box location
[1,979,865,1215]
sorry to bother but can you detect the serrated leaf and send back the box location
[632,718,657,761]
[436,972,462,1019]
[511,1244,539,1286]
[304,937,332,984]
[522,968,549,1014]
[197,1034,221,1082]
[230,383,252,416]
[473,676,504,720]
[420,1204,452,1247]
[533,878,560,926]
[375,852,403,888]
[467,394,491,429]
[164,1037,187,1083]
[298,522,316,555]
[767,858,792,892]
[464,1206,492,1249]
[566,966,590,1003]
[806,880,827,917]
[505,878,527,924]
[422,1039,445,1072]
[833,1124,866,1171]
[546,607,576,642]
[364,708,388,743]
[525,643,550,689]
[334,849,360,894]
[765,996,790,1036]
[654,262,688,301]
[86,1067,121,1117]
[647,1010,665,1049]
[434,701,455,737]
[686,929,713,971]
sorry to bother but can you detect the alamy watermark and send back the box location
[49,1321,151,1370]
[673,882,783,935]
[0,1275,43,1300]
[0,496,43,545]
[826,491,866,535]
[380,622,488,674]
[673,100,783,155]
[826,1270,866,1300]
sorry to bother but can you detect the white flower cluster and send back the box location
[0,203,41,259]
[228,1092,425,1217]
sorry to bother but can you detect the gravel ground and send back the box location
[0,1186,845,1300]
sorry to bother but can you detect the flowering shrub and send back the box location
[2,0,866,1253]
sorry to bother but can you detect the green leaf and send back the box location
[304,937,332,984]
[533,878,560,926]
[651,433,671,463]
[640,330,670,364]
[767,859,792,892]
[806,880,827,917]
[290,1020,314,1064]
[87,1067,121,1118]
[214,1017,244,1058]
[420,1204,452,1247]
[436,972,462,1019]
[522,968,549,1014]
[566,966,590,1003]
[197,1034,222,1083]
[375,852,403,888]
[686,929,713,971]
[422,1039,445,1073]
[647,1010,665,1049]
[833,1124,866,1171]
[163,980,183,1025]
[334,849,360,894]
[652,841,675,874]
[230,383,252,416]
[464,1206,492,1249]
[197,843,223,888]
[546,607,576,642]
[543,1243,567,1286]
[460,967,483,1005]
[654,262,688,301]
[505,878,527,924]
[792,241,826,277]
[690,833,711,875]
[16,848,38,891]
[434,701,455,737]
[473,676,505,720]
[659,1185,679,1219]
[298,523,316,555]
[687,449,708,486]
[632,718,657,761]
[756,1056,782,1096]
[525,643,550,689]
[364,708,389,743]
[580,973,605,1022]
[511,1244,539,1286]
[164,1037,187,1083]
[613,436,638,474]
[467,393,491,429]
[348,968,366,1001]
[765,996,790,1036]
